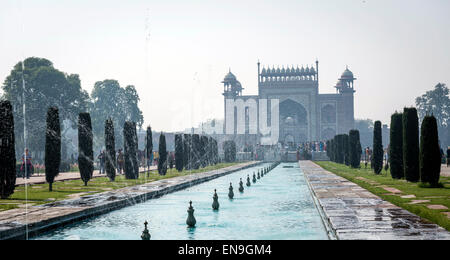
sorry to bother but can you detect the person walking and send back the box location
[98,150,105,174]
[117,149,124,174]
[21,148,33,179]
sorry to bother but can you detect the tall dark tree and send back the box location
[146,126,153,176]
[403,107,420,182]
[45,107,61,191]
[78,112,93,186]
[105,118,116,181]
[335,135,345,164]
[183,134,191,170]
[348,130,362,168]
[133,122,139,178]
[419,115,441,186]
[158,132,168,175]
[175,134,184,172]
[343,134,350,166]
[192,134,201,169]
[0,100,16,199]
[123,121,138,179]
[373,121,383,174]
[389,112,404,179]
[200,135,208,168]
[223,140,237,163]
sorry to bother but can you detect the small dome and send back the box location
[341,67,354,79]
[224,71,236,81]
[310,67,316,74]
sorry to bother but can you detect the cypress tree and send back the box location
[78,112,93,186]
[343,134,350,166]
[200,135,208,168]
[192,134,200,169]
[373,121,383,174]
[105,118,116,181]
[133,122,139,178]
[45,107,61,191]
[348,130,362,168]
[124,121,138,179]
[158,132,167,175]
[419,115,441,186]
[403,108,420,182]
[146,126,153,176]
[212,138,218,165]
[326,140,331,160]
[336,135,344,164]
[183,134,191,170]
[223,140,237,162]
[389,112,404,179]
[0,100,16,199]
[175,134,184,172]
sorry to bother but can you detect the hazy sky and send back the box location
[1,0,449,132]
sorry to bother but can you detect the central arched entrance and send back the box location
[279,99,308,146]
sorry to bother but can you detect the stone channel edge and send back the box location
[0,161,262,240]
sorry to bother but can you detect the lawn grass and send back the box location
[315,161,450,231]
[0,162,239,212]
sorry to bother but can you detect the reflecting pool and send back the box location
[36,162,328,240]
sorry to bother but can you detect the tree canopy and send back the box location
[2,57,89,154]
[90,80,144,151]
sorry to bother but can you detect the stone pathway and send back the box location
[300,161,450,240]
[441,164,450,177]
[14,166,156,186]
[0,162,259,240]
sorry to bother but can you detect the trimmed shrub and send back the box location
[175,134,184,172]
[158,132,168,175]
[105,118,116,181]
[336,135,345,164]
[200,135,208,168]
[0,100,16,199]
[192,134,200,169]
[403,107,420,182]
[124,121,138,179]
[343,134,350,166]
[183,134,191,170]
[389,112,404,179]
[373,121,383,174]
[348,130,362,168]
[146,126,153,175]
[78,112,93,186]
[45,107,61,191]
[223,140,237,162]
[419,115,441,186]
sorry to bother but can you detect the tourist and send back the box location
[117,149,124,174]
[98,150,105,174]
[21,148,33,179]
[447,147,450,167]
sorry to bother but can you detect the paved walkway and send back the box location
[15,166,157,186]
[300,161,450,240]
[441,164,450,177]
